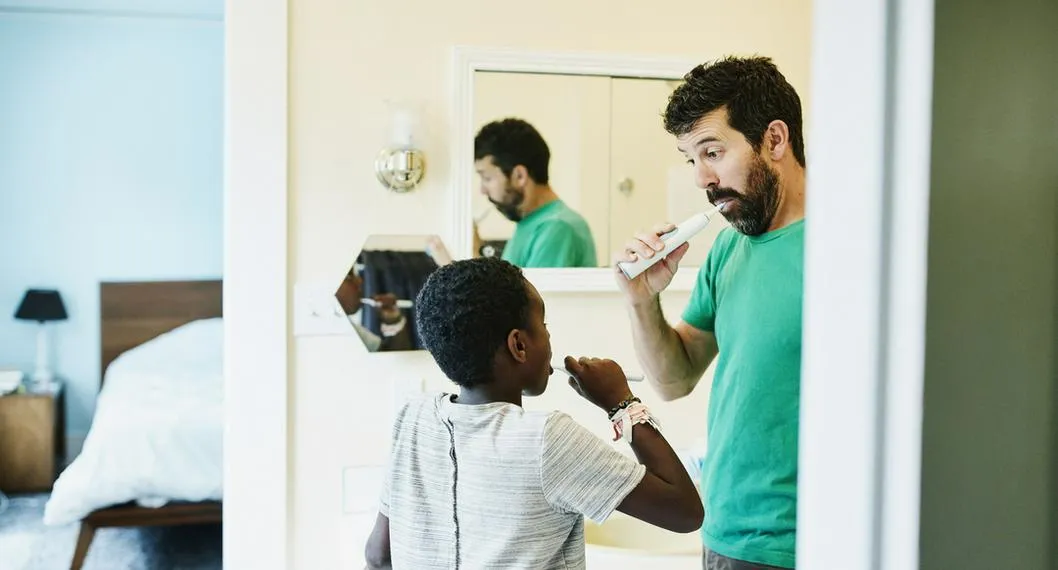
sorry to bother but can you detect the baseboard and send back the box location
[64,433,86,467]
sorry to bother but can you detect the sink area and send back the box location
[584,511,702,568]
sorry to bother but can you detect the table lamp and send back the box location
[14,288,67,389]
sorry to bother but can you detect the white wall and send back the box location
[0,1,223,439]
[286,1,813,568]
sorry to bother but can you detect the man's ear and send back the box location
[506,329,528,363]
[510,165,529,187]
[764,119,791,162]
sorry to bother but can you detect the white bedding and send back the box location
[44,317,224,526]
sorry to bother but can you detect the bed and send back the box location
[43,280,224,570]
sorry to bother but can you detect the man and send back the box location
[364,257,702,569]
[474,118,597,268]
[615,56,806,570]
[335,267,413,352]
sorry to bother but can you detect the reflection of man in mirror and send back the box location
[615,57,806,570]
[473,118,597,268]
[335,267,413,352]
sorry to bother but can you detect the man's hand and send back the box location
[613,223,691,305]
[562,356,635,412]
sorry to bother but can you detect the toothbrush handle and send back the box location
[617,214,711,280]
[361,298,414,309]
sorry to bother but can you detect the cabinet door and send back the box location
[0,394,56,492]
[472,71,612,263]
[608,78,730,268]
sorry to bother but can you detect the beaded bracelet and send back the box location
[607,395,642,420]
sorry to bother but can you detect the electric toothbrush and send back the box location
[551,362,644,382]
[616,203,726,280]
[360,298,414,309]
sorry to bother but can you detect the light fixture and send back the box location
[375,105,425,193]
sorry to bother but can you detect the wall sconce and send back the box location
[375,106,425,193]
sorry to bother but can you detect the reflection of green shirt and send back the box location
[681,220,804,569]
[500,200,597,268]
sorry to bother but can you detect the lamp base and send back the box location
[32,324,55,392]
[32,368,55,388]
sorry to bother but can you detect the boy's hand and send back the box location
[372,294,403,324]
[563,356,634,412]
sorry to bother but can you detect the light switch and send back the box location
[342,464,384,514]
[293,281,355,337]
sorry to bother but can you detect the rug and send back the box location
[0,493,221,570]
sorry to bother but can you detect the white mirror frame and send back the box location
[448,46,701,293]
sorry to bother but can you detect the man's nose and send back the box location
[695,164,719,189]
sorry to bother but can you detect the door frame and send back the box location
[223,1,289,568]
[798,0,934,568]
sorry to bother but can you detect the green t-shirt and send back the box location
[500,200,597,268]
[682,219,804,569]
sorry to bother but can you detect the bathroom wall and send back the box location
[285,0,814,567]
[919,0,1058,568]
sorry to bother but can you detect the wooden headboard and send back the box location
[100,279,223,384]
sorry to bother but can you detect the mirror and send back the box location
[469,70,730,269]
[334,234,447,352]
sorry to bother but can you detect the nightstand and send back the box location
[0,380,65,493]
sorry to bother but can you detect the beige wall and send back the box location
[287,1,813,567]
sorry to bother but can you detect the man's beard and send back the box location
[491,186,525,222]
[706,155,781,236]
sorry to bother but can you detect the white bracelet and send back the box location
[610,402,661,443]
[379,315,406,337]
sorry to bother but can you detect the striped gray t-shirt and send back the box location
[380,393,646,569]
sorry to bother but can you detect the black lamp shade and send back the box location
[14,289,68,322]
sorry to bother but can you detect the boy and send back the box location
[364,257,702,569]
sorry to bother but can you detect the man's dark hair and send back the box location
[474,118,551,184]
[664,56,806,167]
[415,257,531,388]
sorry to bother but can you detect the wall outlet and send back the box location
[342,464,384,514]
[293,281,354,337]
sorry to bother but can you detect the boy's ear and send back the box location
[507,329,528,363]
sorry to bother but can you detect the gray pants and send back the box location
[704,549,791,570]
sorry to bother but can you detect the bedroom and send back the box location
[0,1,225,568]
